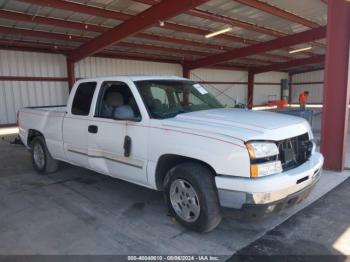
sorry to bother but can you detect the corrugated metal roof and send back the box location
[0,0,326,71]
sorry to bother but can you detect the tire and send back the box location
[30,136,59,174]
[164,162,222,232]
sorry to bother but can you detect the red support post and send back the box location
[183,66,190,79]
[288,73,293,104]
[247,71,254,109]
[320,0,350,171]
[66,57,75,91]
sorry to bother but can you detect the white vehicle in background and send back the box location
[18,76,324,232]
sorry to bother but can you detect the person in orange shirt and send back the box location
[299,91,309,110]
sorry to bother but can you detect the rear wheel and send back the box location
[31,136,59,174]
[164,162,222,232]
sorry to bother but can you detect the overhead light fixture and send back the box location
[205,27,232,38]
[289,46,312,54]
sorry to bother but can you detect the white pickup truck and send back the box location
[18,76,324,232]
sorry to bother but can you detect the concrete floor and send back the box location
[235,177,350,257]
[0,130,349,257]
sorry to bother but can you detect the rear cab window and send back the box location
[71,82,97,116]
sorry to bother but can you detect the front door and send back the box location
[87,81,147,184]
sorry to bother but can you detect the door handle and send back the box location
[88,125,98,134]
[124,136,132,157]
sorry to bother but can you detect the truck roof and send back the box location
[76,75,190,83]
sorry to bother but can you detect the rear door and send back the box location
[62,81,97,167]
[87,80,148,184]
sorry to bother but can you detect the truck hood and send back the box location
[162,108,312,142]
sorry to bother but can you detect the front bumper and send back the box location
[216,152,323,218]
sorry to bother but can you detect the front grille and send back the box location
[277,133,313,171]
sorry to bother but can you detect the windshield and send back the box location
[134,80,224,119]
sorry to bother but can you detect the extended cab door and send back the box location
[87,80,148,184]
[62,81,97,167]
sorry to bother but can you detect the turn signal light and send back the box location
[250,165,259,178]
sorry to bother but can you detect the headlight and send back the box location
[246,142,279,159]
[246,142,281,178]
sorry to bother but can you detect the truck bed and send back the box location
[25,105,67,112]
[18,105,67,161]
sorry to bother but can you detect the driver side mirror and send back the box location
[112,105,141,121]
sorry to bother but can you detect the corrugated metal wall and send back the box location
[0,50,69,125]
[75,57,182,78]
[254,72,288,105]
[292,70,324,103]
[190,69,247,106]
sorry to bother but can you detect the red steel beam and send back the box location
[186,26,326,69]
[116,42,273,64]
[320,0,350,171]
[0,25,249,63]
[20,0,255,46]
[206,65,248,71]
[235,0,320,28]
[0,76,67,81]
[251,55,325,74]
[292,81,324,86]
[117,42,212,57]
[134,0,325,49]
[0,10,272,61]
[19,0,293,62]
[0,25,208,60]
[19,0,131,21]
[0,10,105,33]
[0,38,249,71]
[290,66,325,75]
[135,0,284,37]
[0,39,70,54]
[0,39,185,64]
[68,0,209,62]
[96,51,184,64]
[0,26,88,43]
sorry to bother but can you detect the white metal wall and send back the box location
[75,56,182,78]
[254,72,288,105]
[190,69,247,106]
[0,50,69,125]
[292,70,324,103]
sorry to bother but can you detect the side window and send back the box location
[150,86,168,105]
[95,81,141,119]
[71,82,97,116]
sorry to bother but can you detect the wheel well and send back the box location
[155,154,217,190]
[27,129,44,147]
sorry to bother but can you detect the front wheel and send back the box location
[164,162,222,232]
[31,136,59,174]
